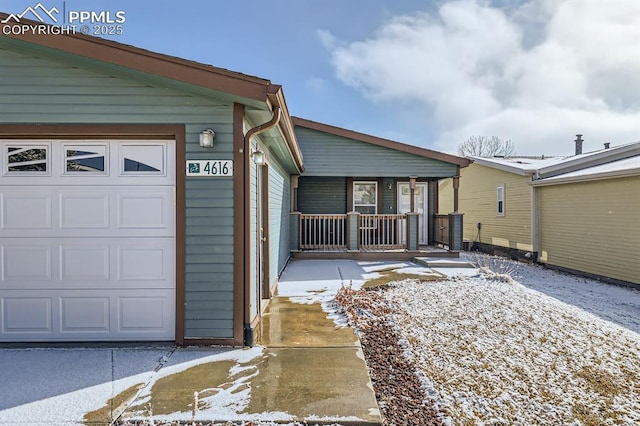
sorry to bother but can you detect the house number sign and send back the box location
[186,160,233,176]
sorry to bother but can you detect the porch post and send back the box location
[453,174,460,212]
[347,211,359,251]
[291,175,299,212]
[448,212,464,251]
[409,176,417,212]
[406,212,419,251]
[290,212,301,251]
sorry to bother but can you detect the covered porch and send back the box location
[289,117,468,260]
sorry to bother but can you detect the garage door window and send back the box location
[6,145,48,173]
[65,145,107,173]
[121,144,165,174]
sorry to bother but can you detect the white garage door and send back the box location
[0,140,176,342]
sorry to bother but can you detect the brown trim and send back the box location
[267,86,304,173]
[0,14,269,102]
[292,116,470,167]
[377,177,384,214]
[261,164,271,299]
[346,177,354,211]
[0,123,187,345]
[183,338,235,347]
[232,103,246,346]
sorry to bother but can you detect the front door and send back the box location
[397,182,428,245]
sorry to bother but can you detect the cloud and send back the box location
[322,0,640,155]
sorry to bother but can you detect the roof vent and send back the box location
[604,142,611,149]
[574,134,583,155]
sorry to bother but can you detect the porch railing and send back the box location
[434,214,449,246]
[359,214,405,249]
[299,214,347,250]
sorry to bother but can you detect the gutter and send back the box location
[243,106,281,346]
[530,167,640,186]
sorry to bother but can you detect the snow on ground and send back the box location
[462,253,640,334]
[383,269,640,425]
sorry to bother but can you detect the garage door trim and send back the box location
[0,124,186,345]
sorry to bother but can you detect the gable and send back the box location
[295,127,458,177]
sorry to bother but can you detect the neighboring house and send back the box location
[0,15,468,345]
[440,139,640,285]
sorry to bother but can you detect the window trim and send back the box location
[496,184,505,216]
[62,143,108,175]
[353,181,378,215]
[3,142,51,175]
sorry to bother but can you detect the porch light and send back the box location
[387,182,393,190]
[252,149,266,166]
[409,176,417,190]
[199,129,216,148]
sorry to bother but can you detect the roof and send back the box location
[468,141,640,182]
[470,156,566,175]
[292,117,470,167]
[531,155,640,186]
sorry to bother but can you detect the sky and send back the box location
[1,0,639,155]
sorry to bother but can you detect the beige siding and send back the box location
[538,176,640,284]
[440,164,533,251]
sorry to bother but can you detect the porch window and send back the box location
[496,185,505,216]
[353,181,377,214]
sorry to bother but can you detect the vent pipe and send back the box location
[604,142,611,149]
[574,134,583,155]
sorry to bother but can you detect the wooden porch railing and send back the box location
[359,214,405,249]
[299,214,347,250]
[434,214,449,246]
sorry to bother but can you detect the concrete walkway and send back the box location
[0,259,468,424]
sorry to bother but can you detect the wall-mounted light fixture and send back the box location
[387,182,393,190]
[251,149,266,166]
[199,129,216,148]
[409,176,417,190]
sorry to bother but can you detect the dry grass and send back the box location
[363,271,441,288]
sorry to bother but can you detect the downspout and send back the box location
[531,179,540,263]
[243,106,281,346]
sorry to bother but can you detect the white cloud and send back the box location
[322,0,640,155]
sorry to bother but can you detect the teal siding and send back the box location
[268,156,291,281]
[295,127,457,177]
[382,178,396,214]
[298,177,347,213]
[0,46,235,339]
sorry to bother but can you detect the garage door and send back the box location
[0,140,176,342]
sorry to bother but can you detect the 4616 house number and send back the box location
[186,160,233,177]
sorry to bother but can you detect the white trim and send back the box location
[353,181,377,214]
[530,167,640,186]
[496,185,505,216]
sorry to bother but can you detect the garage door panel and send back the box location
[61,297,109,332]
[60,193,109,229]
[1,289,174,341]
[2,245,52,281]
[1,187,174,238]
[61,245,110,281]
[118,244,171,282]
[3,297,53,333]
[117,189,174,232]
[118,296,170,332]
[2,193,53,230]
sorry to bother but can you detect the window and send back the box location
[496,185,505,216]
[65,145,107,173]
[121,144,165,174]
[6,145,48,172]
[353,181,377,214]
